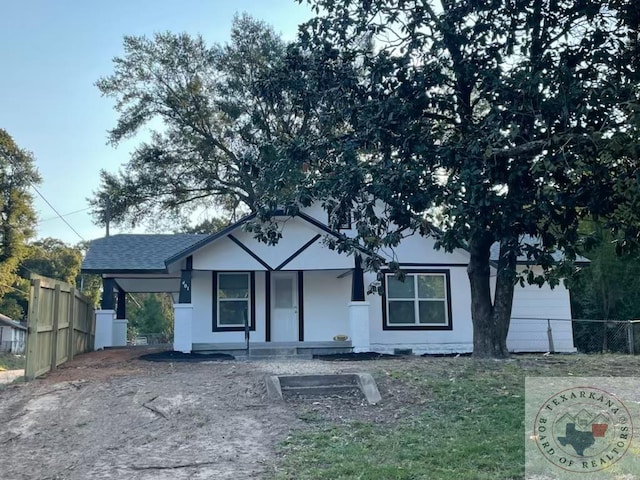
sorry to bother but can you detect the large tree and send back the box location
[3,238,90,320]
[0,129,40,316]
[22,238,83,285]
[258,0,640,357]
[90,14,313,229]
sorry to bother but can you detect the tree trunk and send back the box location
[468,234,516,358]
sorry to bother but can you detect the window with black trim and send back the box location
[213,272,254,330]
[383,271,451,329]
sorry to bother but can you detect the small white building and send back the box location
[0,313,27,354]
[82,203,578,355]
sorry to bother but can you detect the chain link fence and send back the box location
[571,318,639,354]
[128,333,171,346]
[511,317,640,354]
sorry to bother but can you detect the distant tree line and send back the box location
[0,127,178,339]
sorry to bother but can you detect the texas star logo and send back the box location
[534,386,632,473]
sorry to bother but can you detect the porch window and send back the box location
[383,271,452,330]
[213,272,255,331]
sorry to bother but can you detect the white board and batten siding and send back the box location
[303,271,351,342]
[185,206,576,354]
[506,267,576,352]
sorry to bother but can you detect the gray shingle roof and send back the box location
[81,234,207,273]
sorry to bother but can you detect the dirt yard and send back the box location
[0,348,391,480]
[4,349,640,479]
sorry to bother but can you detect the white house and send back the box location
[81,203,578,355]
[0,313,27,354]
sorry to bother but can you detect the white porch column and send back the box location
[112,319,128,347]
[349,301,371,353]
[173,304,193,353]
[95,309,115,349]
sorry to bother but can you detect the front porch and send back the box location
[82,213,375,355]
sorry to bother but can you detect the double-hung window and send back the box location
[214,272,254,330]
[384,271,451,330]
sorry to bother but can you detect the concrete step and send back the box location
[278,374,358,388]
[247,347,298,356]
[279,374,362,398]
[266,373,382,405]
[244,354,313,361]
[281,384,361,396]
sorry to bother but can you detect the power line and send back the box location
[30,184,85,241]
[0,282,30,296]
[39,207,91,223]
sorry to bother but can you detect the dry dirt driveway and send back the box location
[0,348,353,480]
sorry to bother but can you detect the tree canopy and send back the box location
[0,238,91,320]
[571,222,640,322]
[179,216,229,235]
[90,14,313,230]
[21,238,83,285]
[256,0,640,357]
[127,293,174,342]
[0,128,40,315]
[90,3,639,357]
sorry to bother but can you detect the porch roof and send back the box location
[81,233,207,274]
[81,211,372,276]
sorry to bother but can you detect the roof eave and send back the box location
[81,268,169,275]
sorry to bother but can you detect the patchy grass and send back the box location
[274,354,640,480]
[0,353,25,371]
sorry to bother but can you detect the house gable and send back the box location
[165,206,478,272]
[188,215,355,271]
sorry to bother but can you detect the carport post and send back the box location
[95,310,115,349]
[95,278,116,349]
[113,288,128,347]
[173,304,193,353]
[174,257,193,353]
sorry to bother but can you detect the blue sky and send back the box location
[0,0,312,245]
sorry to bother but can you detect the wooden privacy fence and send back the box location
[25,274,96,380]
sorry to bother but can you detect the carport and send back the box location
[81,234,206,348]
